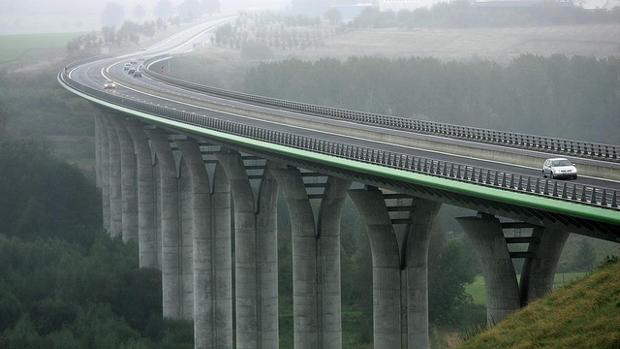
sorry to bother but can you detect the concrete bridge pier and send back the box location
[271,167,350,349]
[349,187,441,349]
[97,116,111,232]
[146,129,193,320]
[94,115,103,189]
[216,149,279,349]
[176,139,234,349]
[457,214,569,325]
[125,120,159,269]
[105,117,123,238]
[112,118,138,243]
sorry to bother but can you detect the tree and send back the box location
[203,0,220,13]
[101,2,125,28]
[324,8,342,25]
[572,238,596,272]
[154,0,174,19]
[133,4,147,20]
[0,102,7,137]
[178,0,202,21]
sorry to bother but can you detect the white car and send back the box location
[542,158,577,180]
[103,81,117,89]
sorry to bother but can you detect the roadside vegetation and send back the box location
[458,258,620,349]
[243,55,620,144]
[0,142,193,349]
[349,1,620,29]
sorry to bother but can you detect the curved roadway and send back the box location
[67,18,620,199]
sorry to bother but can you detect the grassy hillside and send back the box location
[0,32,80,64]
[459,260,620,349]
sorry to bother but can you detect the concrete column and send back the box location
[179,159,195,320]
[146,129,183,319]
[349,188,402,349]
[458,214,520,325]
[215,150,279,349]
[126,121,158,269]
[177,139,236,348]
[520,229,569,303]
[105,118,122,238]
[405,199,440,349]
[113,118,138,243]
[212,164,234,347]
[271,166,319,349]
[94,115,102,189]
[272,169,350,349]
[316,177,350,349]
[99,116,111,232]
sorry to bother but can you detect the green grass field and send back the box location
[0,32,81,64]
[465,272,588,306]
[459,262,620,349]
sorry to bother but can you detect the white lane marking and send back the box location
[99,67,620,187]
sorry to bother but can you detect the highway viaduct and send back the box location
[59,19,620,349]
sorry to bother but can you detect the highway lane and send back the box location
[67,19,620,195]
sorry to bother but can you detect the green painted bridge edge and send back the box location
[59,75,620,226]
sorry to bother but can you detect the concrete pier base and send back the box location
[126,120,158,269]
[113,118,138,242]
[177,140,234,348]
[216,150,278,349]
[105,118,122,238]
[272,167,350,349]
[97,116,110,232]
[146,129,190,320]
[458,214,524,325]
[349,187,440,349]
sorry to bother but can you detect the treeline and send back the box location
[213,12,336,59]
[243,55,620,143]
[67,19,177,55]
[0,142,192,348]
[349,2,620,28]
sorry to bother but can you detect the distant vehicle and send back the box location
[103,81,117,89]
[133,71,143,78]
[123,66,130,71]
[542,158,577,180]
[128,69,136,75]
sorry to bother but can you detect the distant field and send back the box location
[276,24,620,63]
[0,32,81,64]
[465,272,588,306]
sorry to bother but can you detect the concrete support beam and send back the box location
[126,120,159,269]
[105,118,122,238]
[216,150,279,349]
[520,229,570,304]
[317,178,350,348]
[349,188,440,349]
[113,118,138,242]
[405,199,441,349]
[349,188,403,349]
[272,168,350,349]
[147,129,188,320]
[177,139,235,348]
[99,116,111,232]
[458,214,521,325]
[94,115,102,189]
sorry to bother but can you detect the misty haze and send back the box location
[0,0,619,349]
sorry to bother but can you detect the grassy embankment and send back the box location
[459,261,620,349]
[0,32,81,65]
[465,272,588,305]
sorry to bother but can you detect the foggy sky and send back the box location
[0,0,289,34]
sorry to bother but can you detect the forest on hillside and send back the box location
[243,55,620,144]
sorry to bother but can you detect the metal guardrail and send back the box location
[144,59,619,163]
[61,71,620,211]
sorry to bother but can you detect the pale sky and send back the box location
[0,0,290,34]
